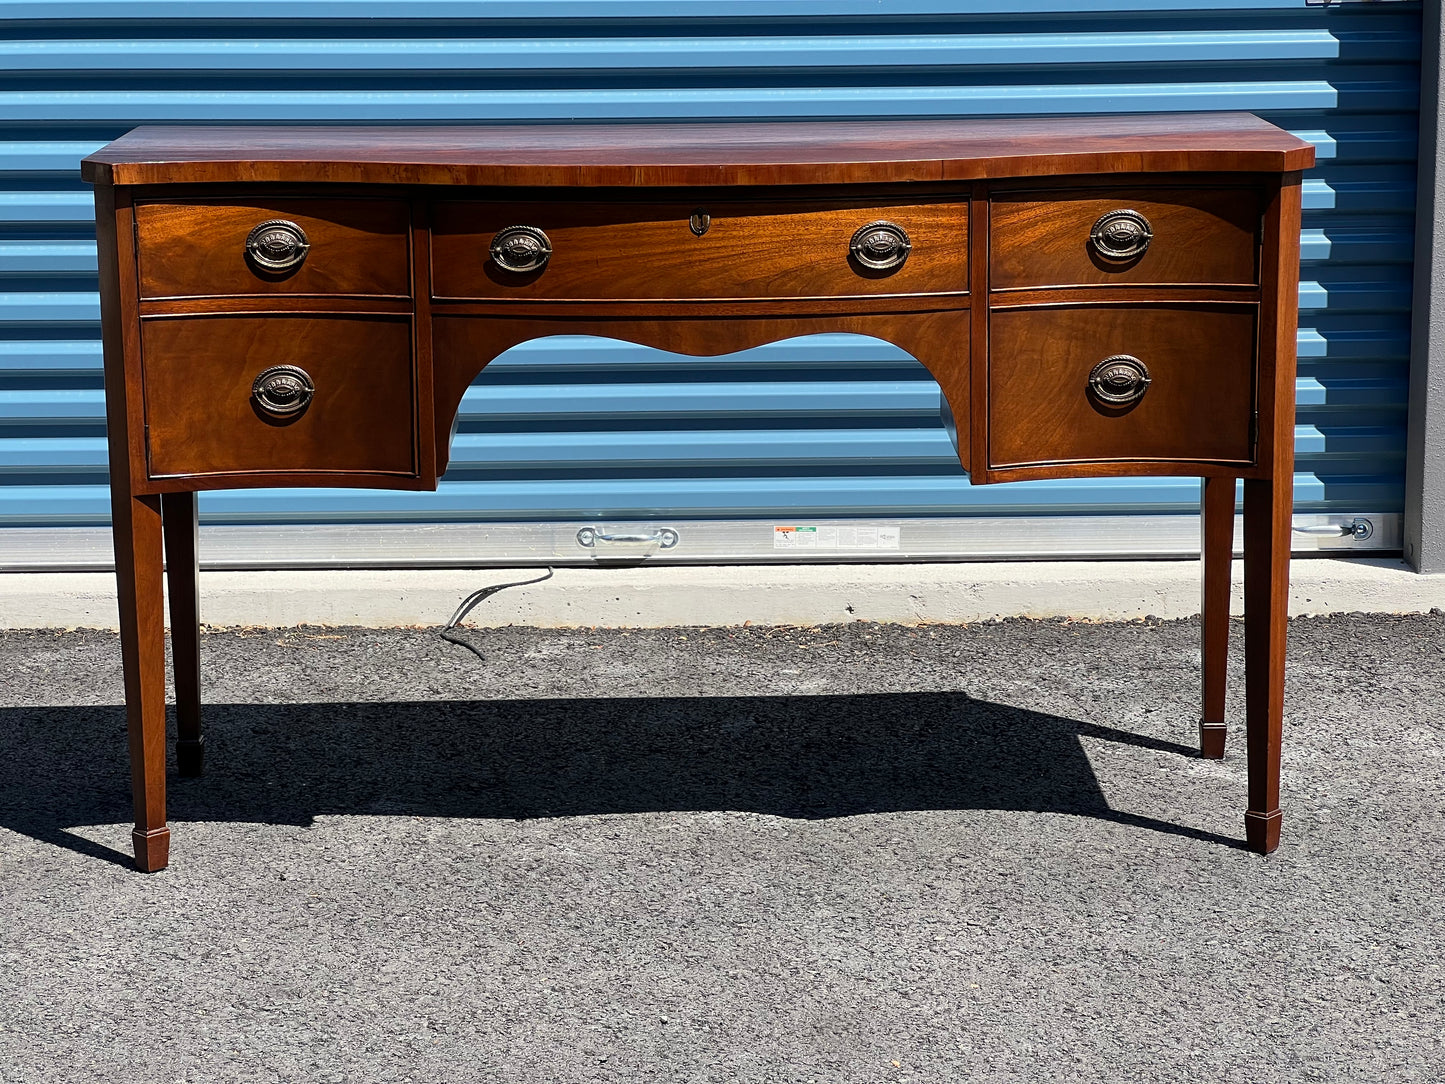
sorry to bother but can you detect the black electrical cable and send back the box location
[440,567,555,659]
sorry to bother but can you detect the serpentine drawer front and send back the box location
[430,196,969,302]
[83,115,1314,872]
[989,186,1262,291]
[134,197,412,299]
[141,314,417,479]
[987,304,1258,470]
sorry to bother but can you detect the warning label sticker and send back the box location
[772,524,901,551]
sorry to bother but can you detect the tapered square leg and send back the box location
[1242,476,1291,855]
[1200,476,1234,759]
[114,491,170,872]
[162,491,203,777]
[1238,169,1301,855]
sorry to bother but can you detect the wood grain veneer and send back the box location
[987,304,1257,470]
[135,197,411,299]
[141,314,417,478]
[990,186,1262,291]
[82,114,1315,187]
[431,196,968,302]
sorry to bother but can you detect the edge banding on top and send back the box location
[82,114,1316,188]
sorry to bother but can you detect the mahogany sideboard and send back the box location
[83,115,1315,871]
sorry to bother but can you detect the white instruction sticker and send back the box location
[773,524,901,551]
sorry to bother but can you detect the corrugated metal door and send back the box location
[0,1,1420,567]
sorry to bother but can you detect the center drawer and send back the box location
[429,197,968,302]
[141,314,416,479]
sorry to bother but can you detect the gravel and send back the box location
[1,614,1442,1083]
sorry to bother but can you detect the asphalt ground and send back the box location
[1,613,1442,1083]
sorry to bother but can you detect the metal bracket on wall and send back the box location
[1294,518,1375,542]
[576,526,681,557]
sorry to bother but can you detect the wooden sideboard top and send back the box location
[82,113,1314,187]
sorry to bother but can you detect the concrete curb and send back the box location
[2,556,1439,630]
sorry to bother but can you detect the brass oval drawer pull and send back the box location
[252,365,315,417]
[1088,354,1151,406]
[849,220,911,271]
[245,219,310,272]
[1090,209,1153,260]
[490,225,553,273]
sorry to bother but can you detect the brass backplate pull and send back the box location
[490,225,553,272]
[849,220,911,271]
[245,219,310,273]
[1089,209,1153,260]
[1088,354,1151,406]
[252,364,315,417]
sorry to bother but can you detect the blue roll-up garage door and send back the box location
[0,1,1421,566]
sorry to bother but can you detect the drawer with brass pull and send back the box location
[134,198,412,299]
[140,314,416,479]
[989,187,1261,291]
[987,303,1257,470]
[429,197,969,301]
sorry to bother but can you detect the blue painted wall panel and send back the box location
[0,1,1421,540]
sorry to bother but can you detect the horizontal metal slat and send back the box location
[0,140,108,173]
[0,1,1373,21]
[0,469,1404,526]
[0,240,96,273]
[1294,423,1405,456]
[1289,118,1418,164]
[0,27,1420,72]
[0,340,101,373]
[1296,375,1408,409]
[1298,224,1414,264]
[457,381,942,421]
[1301,166,1417,211]
[0,436,104,469]
[447,428,953,467]
[0,292,99,324]
[1297,316,1411,360]
[1298,270,1414,313]
[0,82,1386,123]
[0,388,102,422]
[0,190,93,225]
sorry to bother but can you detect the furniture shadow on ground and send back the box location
[1,691,1238,867]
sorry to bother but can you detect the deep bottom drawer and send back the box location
[142,314,416,479]
[988,304,1257,469]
